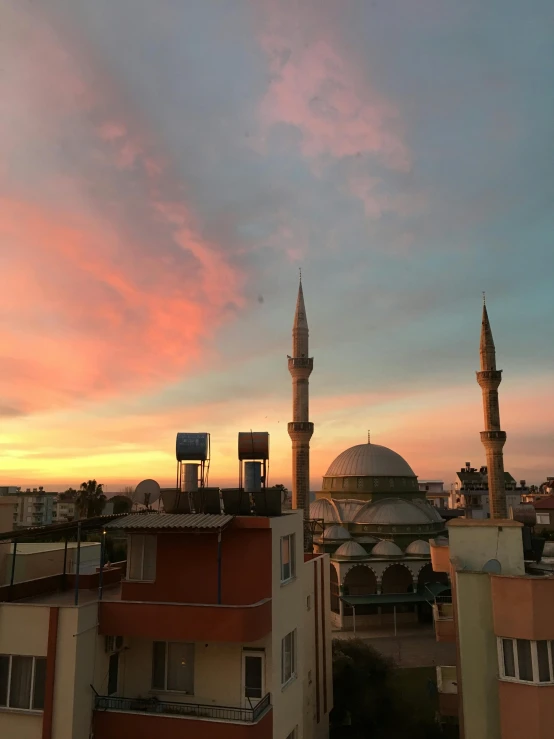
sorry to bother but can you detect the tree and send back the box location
[274,484,291,507]
[109,494,133,515]
[330,639,444,739]
[76,480,106,519]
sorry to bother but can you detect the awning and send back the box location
[341,582,449,607]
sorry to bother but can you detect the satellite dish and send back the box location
[482,558,502,574]
[132,479,161,508]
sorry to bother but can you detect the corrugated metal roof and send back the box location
[105,513,234,531]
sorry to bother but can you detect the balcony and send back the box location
[436,666,458,718]
[93,694,272,739]
[432,597,455,642]
[99,592,272,643]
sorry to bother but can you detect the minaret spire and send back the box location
[288,275,314,551]
[476,300,507,519]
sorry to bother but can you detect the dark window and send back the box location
[152,642,166,690]
[108,653,119,696]
[32,658,46,710]
[244,655,263,699]
[502,639,515,678]
[537,641,550,682]
[517,640,533,682]
[0,656,8,707]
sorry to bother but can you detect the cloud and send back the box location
[254,1,414,221]
[0,4,245,415]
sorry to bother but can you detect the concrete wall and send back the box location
[269,512,305,739]
[2,543,101,585]
[456,571,500,739]
[448,519,524,576]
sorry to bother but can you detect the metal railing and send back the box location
[95,693,271,723]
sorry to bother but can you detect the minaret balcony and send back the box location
[288,421,314,441]
[288,357,313,370]
[481,430,507,443]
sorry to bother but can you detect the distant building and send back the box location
[533,495,554,531]
[419,480,450,509]
[453,462,525,519]
[9,489,57,529]
[53,490,77,523]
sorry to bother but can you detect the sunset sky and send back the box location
[2,0,553,492]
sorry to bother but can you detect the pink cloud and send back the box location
[0,6,245,416]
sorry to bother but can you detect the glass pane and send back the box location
[152,642,166,690]
[290,535,296,578]
[32,658,46,710]
[128,535,144,580]
[282,633,292,683]
[10,656,33,709]
[167,643,194,693]
[244,655,262,699]
[281,536,290,581]
[108,654,119,696]
[502,639,515,677]
[0,656,8,707]
[537,641,550,682]
[517,639,533,681]
[143,536,157,581]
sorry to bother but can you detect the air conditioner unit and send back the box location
[105,636,124,654]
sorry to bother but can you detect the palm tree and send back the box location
[76,480,106,519]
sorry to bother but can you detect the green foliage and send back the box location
[330,639,445,739]
[76,480,106,519]
[109,495,133,515]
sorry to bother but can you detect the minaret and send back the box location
[288,275,314,551]
[476,298,507,519]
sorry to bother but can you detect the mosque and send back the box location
[288,279,449,631]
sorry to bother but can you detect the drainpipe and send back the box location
[74,522,81,606]
[217,530,222,604]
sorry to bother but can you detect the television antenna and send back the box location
[132,479,161,509]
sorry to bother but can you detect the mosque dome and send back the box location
[354,498,439,525]
[405,539,431,556]
[371,540,404,558]
[333,499,364,522]
[334,541,369,559]
[322,525,352,541]
[309,499,339,523]
[325,443,415,478]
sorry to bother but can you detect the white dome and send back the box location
[325,443,415,478]
[354,498,440,525]
[334,541,369,559]
[405,539,431,556]
[309,498,339,523]
[334,499,364,522]
[371,540,403,557]
[322,525,352,541]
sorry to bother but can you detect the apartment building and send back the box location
[430,518,554,739]
[0,508,332,739]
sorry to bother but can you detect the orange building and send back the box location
[0,508,332,739]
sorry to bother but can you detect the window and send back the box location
[357,477,364,489]
[499,638,554,684]
[128,535,157,581]
[281,630,296,686]
[152,642,195,693]
[280,534,296,583]
[537,513,550,525]
[0,655,46,711]
[286,729,298,739]
[306,595,311,611]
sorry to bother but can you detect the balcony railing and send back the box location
[94,693,271,723]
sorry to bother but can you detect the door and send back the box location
[108,653,119,696]
[242,651,265,706]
